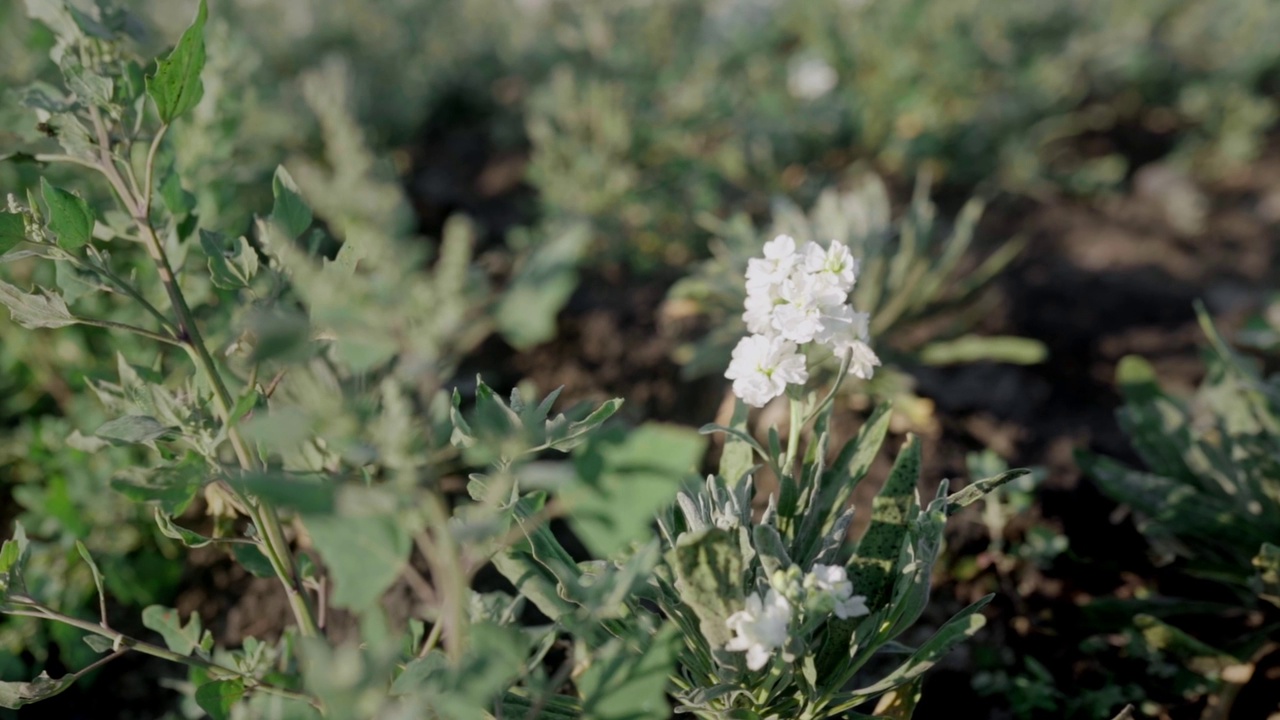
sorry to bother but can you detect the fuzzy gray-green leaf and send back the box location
[0,280,77,329]
[673,528,745,650]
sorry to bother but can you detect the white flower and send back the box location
[768,267,847,343]
[803,240,859,295]
[725,589,792,670]
[815,307,880,379]
[745,234,799,295]
[743,290,778,335]
[806,564,870,620]
[787,56,838,101]
[725,334,808,407]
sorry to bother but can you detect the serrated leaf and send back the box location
[0,279,78,329]
[0,672,75,709]
[195,679,244,720]
[95,415,176,445]
[145,0,208,123]
[306,514,411,610]
[270,166,312,240]
[41,179,93,251]
[0,212,25,255]
[142,605,202,656]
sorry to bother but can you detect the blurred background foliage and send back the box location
[2,0,1279,718]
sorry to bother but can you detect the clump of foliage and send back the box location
[1077,304,1280,715]
[0,4,1035,717]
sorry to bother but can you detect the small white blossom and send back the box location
[803,240,858,295]
[725,589,792,670]
[725,334,808,407]
[806,564,870,620]
[745,234,799,295]
[787,56,838,101]
[814,307,880,379]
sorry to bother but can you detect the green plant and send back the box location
[0,6,1036,716]
[1077,304,1280,716]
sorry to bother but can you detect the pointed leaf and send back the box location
[95,415,176,445]
[75,541,107,620]
[155,509,213,548]
[145,0,208,123]
[0,672,75,709]
[0,212,25,256]
[195,679,244,720]
[0,280,77,329]
[307,514,410,610]
[270,166,312,239]
[41,179,93,251]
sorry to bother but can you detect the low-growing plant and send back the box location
[1077,303,1280,715]
[664,171,1046,427]
[0,5,1039,717]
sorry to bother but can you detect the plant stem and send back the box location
[2,603,320,709]
[86,110,316,637]
[420,491,468,662]
[74,317,183,347]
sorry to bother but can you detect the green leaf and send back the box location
[0,672,75,709]
[849,433,922,607]
[578,624,681,720]
[0,279,77,329]
[496,223,589,350]
[142,605,202,656]
[41,178,94,251]
[74,541,107,618]
[0,522,31,601]
[716,399,755,486]
[231,472,335,515]
[567,423,706,557]
[155,509,213,548]
[306,515,410,610]
[945,469,1030,514]
[843,595,992,700]
[145,0,208,123]
[0,212,25,256]
[232,544,277,578]
[672,528,745,650]
[95,415,177,445]
[83,635,114,653]
[109,462,206,514]
[917,335,1047,366]
[547,398,624,451]
[200,230,259,289]
[270,166,312,240]
[195,679,244,720]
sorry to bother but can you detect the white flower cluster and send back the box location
[723,564,870,671]
[726,235,880,407]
